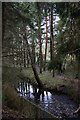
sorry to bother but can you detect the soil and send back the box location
[2,104,26,120]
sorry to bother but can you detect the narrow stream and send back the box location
[16,81,78,119]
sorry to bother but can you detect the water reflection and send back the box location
[17,81,52,103]
[16,81,78,118]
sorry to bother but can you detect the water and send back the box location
[16,81,78,118]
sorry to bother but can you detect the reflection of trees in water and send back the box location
[46,91,49,100]
[42,91,44,101]
[25,83,27,95]
[17,82,48,103]
[32,89,44,104]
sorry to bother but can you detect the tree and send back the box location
[24,29,43,88]
[44,9,48,71]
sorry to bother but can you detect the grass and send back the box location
[2,66,80,105]
[22,68,80,104]
[2,66,58,119]
[22,68,70,89]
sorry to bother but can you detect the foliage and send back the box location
[3,2,80,84]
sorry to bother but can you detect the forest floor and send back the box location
[38,67,79,90]
[2,67,80,119]
[22,67,80,104]
[36,66,79,83]
[2,104,25,120]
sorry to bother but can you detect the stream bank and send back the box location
[16,80,79,119]
[21,68,80,105]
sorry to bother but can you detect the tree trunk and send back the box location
[39,25,43,74]
[49,11,54,77]
[24,48,26,67]
[25,31,43,88]
[49,15,53,59]
[27,50,29,68]
[49,13,53,61]
[36,3,43,74]
[51,7,54,77]
[44,15,48,71]
[31,29,35,64]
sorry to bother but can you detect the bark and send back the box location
[44,15,48,71]
[32,41,35,64]
[51,7,54,77]
[39,25,43,73]
[31,29,35,64]
[36,3,43,73]
[24,49,26,67]
[49,11,54,77]
[25,31,43,88]
[27,53,29,68]
[49,15,53,60]
[19,47,22,68]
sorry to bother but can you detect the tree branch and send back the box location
[68,48,80,54]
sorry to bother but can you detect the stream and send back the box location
[16,81,79,119]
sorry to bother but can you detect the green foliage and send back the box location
[3,2,80,80]
[47,60,53,72]
[47,56,64,73]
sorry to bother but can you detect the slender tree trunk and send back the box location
[31,29,35,64]
[19,47,22,68]
[39,25,43,73]
[50,40,53,61]
[49,13,53,61]
[36,3,43,73]
[25,31,43,88]
[51,7,54,77]
[27,51,29,68]
[32,41,35,64]
[49,10,54,77]
[49,15,53,60]
[24,48,26,67]
[44,15,48,71]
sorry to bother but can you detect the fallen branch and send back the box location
[73,104,80,115]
